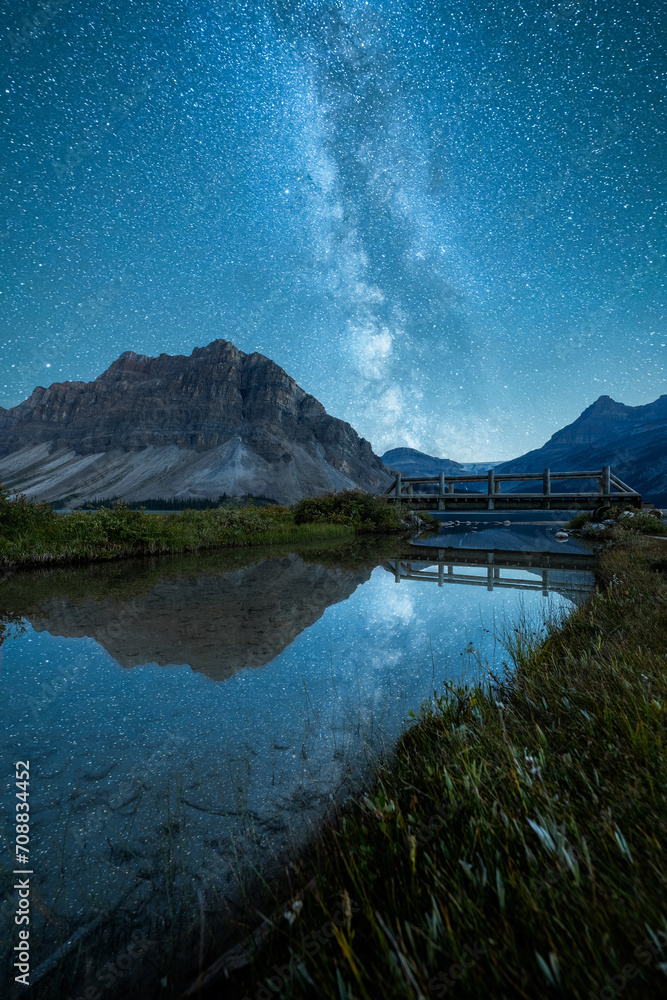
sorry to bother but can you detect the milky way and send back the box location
[1,1,665,459]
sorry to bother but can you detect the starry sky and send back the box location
[1,0,665,461]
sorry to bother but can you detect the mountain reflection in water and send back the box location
[27,554,371,681]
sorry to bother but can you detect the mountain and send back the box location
[381,448,502,477]
[457,462,504,473]
[0,340,393,504]
[381,448,466,477]
[496,394,667,499]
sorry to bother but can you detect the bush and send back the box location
[0,483,56,538]
[567,511,592,529]
[292,490,403,533]
[613,511,667,535]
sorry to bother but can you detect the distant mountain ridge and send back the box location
[0,340,393,504]
[496,394,667,498]
[381,448,466,477]
[380,448,503,494]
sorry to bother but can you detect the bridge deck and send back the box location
[381,466,641,512]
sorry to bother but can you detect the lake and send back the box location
[0,521,595,993]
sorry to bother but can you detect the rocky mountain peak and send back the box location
[0,341,392,504]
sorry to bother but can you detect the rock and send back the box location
[602,519,615,526]
[0,341,394,504]
[554,531,569,540]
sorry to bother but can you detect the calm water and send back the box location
[0,529,595,989]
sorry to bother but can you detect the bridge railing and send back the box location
[380,466,641,510]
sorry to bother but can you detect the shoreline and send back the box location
[177,531,667,1000]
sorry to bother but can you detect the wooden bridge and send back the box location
[385,548,595,598]
[381,466,642,512]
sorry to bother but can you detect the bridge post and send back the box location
[487,469,495,509]
[602,465,611,496]
[543,468,551,509]
[438,472,445,510]
[396,472,402,501]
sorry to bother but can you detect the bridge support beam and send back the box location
[438,472,445,510]
[488,469,495,509]
[543,468,551,510]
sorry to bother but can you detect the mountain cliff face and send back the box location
[496,394,667,498]
[0,341,393,503]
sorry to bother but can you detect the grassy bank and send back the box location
[197,533,667,1000]
[0,486,404,569]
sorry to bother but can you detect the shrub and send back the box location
[613,511,667,535]
[567,511,592,529]
[292,490,403,533]
[0,483,56,538]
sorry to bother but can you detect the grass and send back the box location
[199,532,667,1000]
[0,485,406,570]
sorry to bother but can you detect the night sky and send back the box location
[1,0,665,460]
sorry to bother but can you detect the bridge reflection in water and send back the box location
[384,547,596,603]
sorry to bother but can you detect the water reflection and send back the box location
[26,553,372,681]
[0,538,594,991]
[422,517,594,556]
[391,536,596,605]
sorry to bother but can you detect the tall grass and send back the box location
[0,486,404,569]
[207,533,667,1000]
